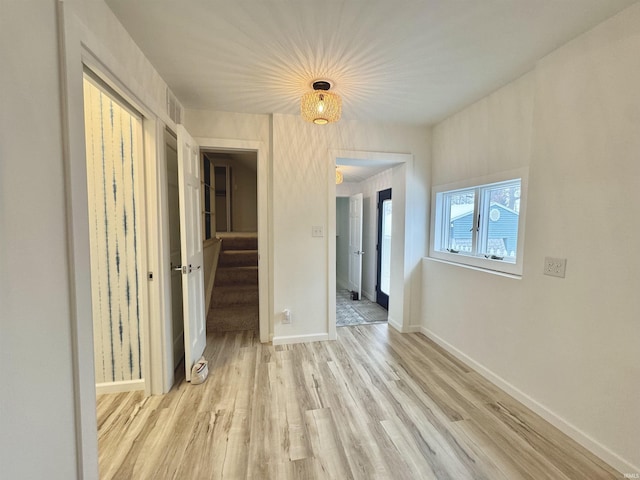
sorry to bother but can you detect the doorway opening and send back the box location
[201,150,260,334]
[329,150,412,339]
[82,71,149,395]
[334,162,394,328]
[164,129,185,375]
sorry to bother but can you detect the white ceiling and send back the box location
[336,156,399,183]
[106,0,636,126]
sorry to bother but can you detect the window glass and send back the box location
[432,176,524,275]
[479,182,520,260]
[444,189,475,254]
[380,199,392,295]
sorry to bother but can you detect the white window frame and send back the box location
[429,168,528,276]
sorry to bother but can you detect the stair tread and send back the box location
[213,284,258,291]
[220,234,258,251]
[219,254,257,267]
[210,304,258,312]
[210,282,259,307]
[207,304,258,332]
[217,232,257,237]
[215,266,258,287]
[215,266,257,275]
[210,234,259,323]
[216,265,258,271]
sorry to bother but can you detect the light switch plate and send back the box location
[544,257,567,278]
[312,226,324,237]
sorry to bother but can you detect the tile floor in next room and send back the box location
[336,288,388,327]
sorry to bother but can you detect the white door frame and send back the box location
[58,4,176,476]
[195,137,271,344]
[328,150,413,340]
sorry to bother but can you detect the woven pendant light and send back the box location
[301,81,341,125]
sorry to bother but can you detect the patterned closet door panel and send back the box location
[83,76,143,384]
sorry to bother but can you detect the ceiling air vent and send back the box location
[166,88,183,125]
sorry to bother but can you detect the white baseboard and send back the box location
[387,317,420,334]
[96,379,145,395]
[362,290,375,302]
[272,333,329,345]
[420,327,638,475]
[387,316,402,332]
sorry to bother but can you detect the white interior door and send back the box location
[177,125,206,381]
[348,193,364,299]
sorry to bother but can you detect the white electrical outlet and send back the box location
[282,309,291,324]
[544,257,567,278]
[312,226,324,237]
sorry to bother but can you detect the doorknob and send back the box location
[171,263,185,272]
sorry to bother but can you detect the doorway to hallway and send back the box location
[329,150,412,340]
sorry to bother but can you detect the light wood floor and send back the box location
[97,325,620,479]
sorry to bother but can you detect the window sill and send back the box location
[424,256,522,279]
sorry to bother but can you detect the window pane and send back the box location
[380,199,392,295]
[444,190,475,253]
[480,181,520,260]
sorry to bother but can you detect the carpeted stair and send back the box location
[207,233,259,332]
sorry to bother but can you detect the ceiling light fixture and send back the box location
[335,167,344,185]
[301,80,342,125]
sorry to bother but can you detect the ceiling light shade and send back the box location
[301,80,341,125]
[335,168,343,185]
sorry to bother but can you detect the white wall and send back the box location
[423,4,640,472]
[185,110,271,145]
[2,0,190,476]
[231,162,258,232]
[185,112,268,237]
[210,154,258,232]
[0,1,79,478]
[272,114,430,341]
[185,111,430,341]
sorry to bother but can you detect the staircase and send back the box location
[207,233,259,332]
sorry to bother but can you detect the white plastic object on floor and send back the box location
[190,357,209,385]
